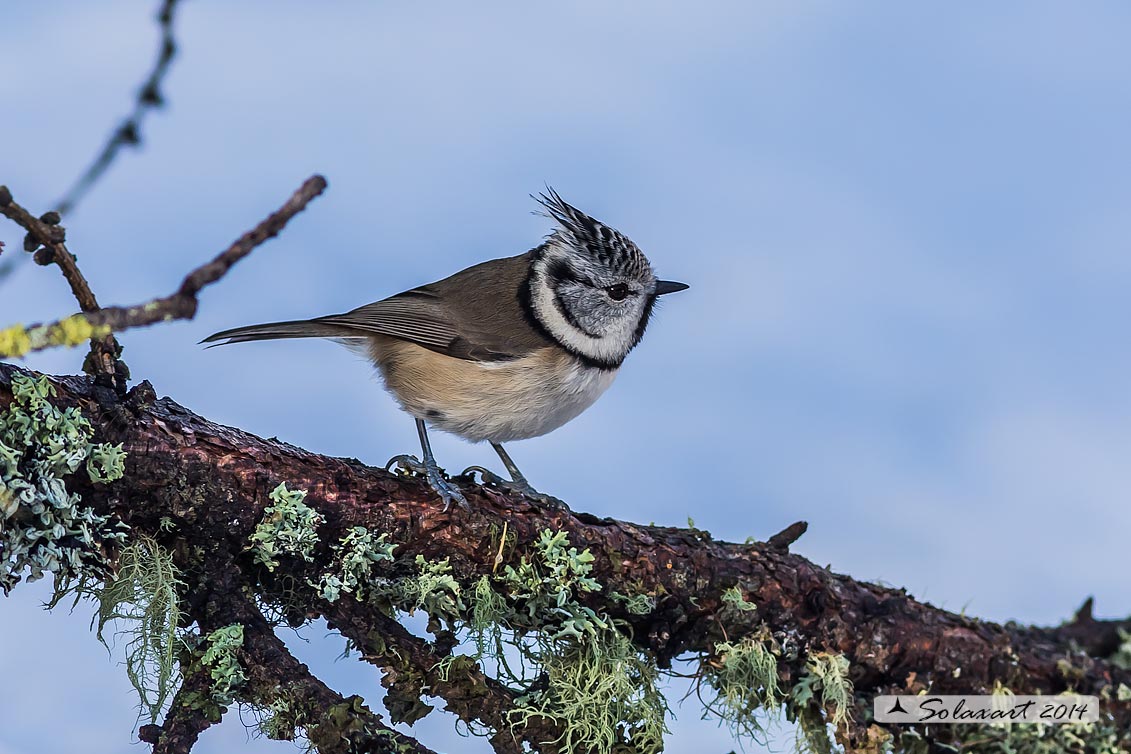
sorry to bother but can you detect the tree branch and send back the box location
[2,362,1128,753]
[0,175,327,360]
[0,184,122,378]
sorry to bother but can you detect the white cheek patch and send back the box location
[530,272,638,365]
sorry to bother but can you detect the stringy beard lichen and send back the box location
[56,534,185,724]
[700,629,783,743]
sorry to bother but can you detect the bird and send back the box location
[203,190,688,509]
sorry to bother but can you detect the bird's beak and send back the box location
[654,280,689,296]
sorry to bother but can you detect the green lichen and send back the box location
[319,527,671,752]
[469,574,508,657]
[313,526,396,603]
[1111,628,1131,670]
[248,482,322,571]
[700,630,782,741]
[0,372,128,592]
[793,706,836,754]
[922,682,1129,754]
[180,623,248,723]
[200,623,247,705]
[87,441,126,483]
[399,554,464,620]
[721,585,758,613]
[790,651,853,750]
[465,529,669,754]
[944,718,1126,754]
[611,590,657,615]
[306,695,409,753]
[793,652,852,726]
[499,528,605,639]
[259,696,301,741]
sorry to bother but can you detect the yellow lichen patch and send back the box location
[0,315,110,358]
[31,314,111,350]
[0,324,32,358]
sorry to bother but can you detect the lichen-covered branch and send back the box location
[2,361,1129,754]
[139,664,219,754]
[0,175,327,360]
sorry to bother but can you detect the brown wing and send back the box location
[313,251,553,361]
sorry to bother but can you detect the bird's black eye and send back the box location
[605,284,630,301]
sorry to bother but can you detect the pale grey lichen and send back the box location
[0,373,128,592]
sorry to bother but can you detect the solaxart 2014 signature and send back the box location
[874,695,1100,724]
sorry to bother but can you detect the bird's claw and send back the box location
[386,454,469,511]
[386,454,425,475]
[459,466,567,510]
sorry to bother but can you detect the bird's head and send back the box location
[526,189,688,368]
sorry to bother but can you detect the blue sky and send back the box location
[3,2,1131,753]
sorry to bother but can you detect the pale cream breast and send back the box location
[367,335,617,443]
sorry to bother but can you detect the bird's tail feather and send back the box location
[201,319,357,347]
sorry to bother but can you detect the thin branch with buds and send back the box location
[0,175,327,360]
[55,0,184,217]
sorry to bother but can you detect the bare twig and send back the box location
[0,1,184,287]
[0,184,123,379]
[55,0,183,217]
[0,175,327,359]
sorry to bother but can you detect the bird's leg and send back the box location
[461,444,566,509]
[385,419,468,511]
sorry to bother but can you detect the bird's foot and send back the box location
[386,454,469,511]
[459,466,567,509]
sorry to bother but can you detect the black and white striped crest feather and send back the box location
[535,188,653,281]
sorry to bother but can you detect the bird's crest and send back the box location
[534,188,652,279]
